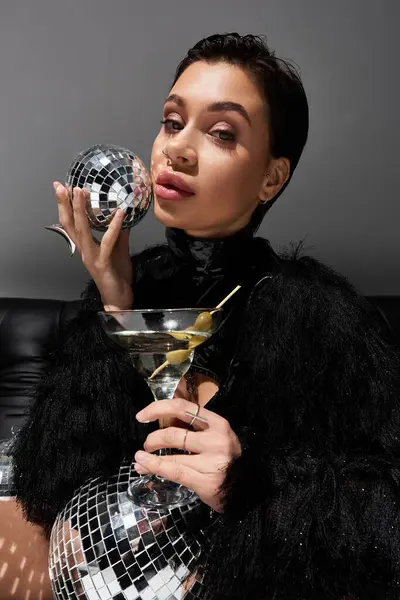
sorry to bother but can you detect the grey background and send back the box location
[0,0,398,299]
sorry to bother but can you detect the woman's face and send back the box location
[151,60,288,238]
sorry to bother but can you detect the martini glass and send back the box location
[97,307,223,509]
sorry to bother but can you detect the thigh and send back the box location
[0,499,53,600]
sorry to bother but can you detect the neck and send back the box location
[165,221,255,278]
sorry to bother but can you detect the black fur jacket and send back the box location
[12,225,400,600]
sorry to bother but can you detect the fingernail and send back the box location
[52,181,58,190]
[134,462,146,473]
[136,411,150,423]
[135,451,148,463]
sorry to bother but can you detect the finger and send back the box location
[136,398,224,431]
[54,182,79,249]
[113,225,131,251]
[72,187,97,254]
[134,451,204,492]
[99,208,127,261]
[184,409,210,430]
[144,427,205,454]
[135,452,218,475]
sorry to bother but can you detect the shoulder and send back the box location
[234,242,400,452]
[242,241,399,379]
[251,240,374,321]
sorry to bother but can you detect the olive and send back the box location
[188,335,206,349]
[168,331,191,342]
[193,311,213,332]
[165,313,212,361]
[166,349,192,365]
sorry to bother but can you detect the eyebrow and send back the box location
[164,93,252,126]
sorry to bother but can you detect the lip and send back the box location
[154,184,194,201]
[156,171,194,194]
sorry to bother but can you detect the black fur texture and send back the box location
[196,252,400,599]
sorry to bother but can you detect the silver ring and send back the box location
[184,407,208,426]
[189,404,200,427]
[182,429,189,452]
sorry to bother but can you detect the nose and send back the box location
[163,138,197,168]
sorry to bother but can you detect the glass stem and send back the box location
[146,379,180,463]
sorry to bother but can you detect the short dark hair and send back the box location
[172,32,309,220]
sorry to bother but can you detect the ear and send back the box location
[258,157,291,203]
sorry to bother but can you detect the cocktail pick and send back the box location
[148,284,242,380]
[210,284,241,315]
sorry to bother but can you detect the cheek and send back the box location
[201,154,254,201]
[150,135,163,172]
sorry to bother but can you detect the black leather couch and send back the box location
[0,298,81,438]
[1,295,400,439]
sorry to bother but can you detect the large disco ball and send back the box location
[65,144,153,231]
[49,460,207,600]
[0,439,15,498]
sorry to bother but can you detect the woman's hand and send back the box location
[134,398,242,512]
[53,182,133,311]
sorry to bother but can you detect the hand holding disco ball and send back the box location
[46,144,153,256]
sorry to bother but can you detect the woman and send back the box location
[11,32,400,599]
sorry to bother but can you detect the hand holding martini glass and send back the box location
[97,286,240,510]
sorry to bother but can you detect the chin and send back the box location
[153,197,189,229]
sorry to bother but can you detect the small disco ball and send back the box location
[66,144,153,232]
[49,460,206,600]
[0,439,15,498]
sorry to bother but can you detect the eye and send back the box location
[160,118,236,145]
[160,118,182,133]
[212,130,236,143]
